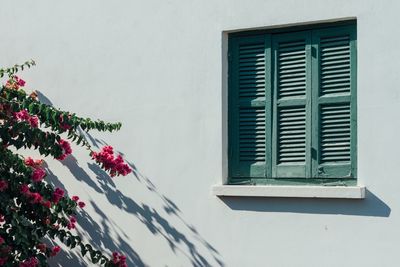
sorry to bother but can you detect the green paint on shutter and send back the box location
[272,31,312,178]
[228,35,271,180]
[228,23,357,184]
[311,25,357,178]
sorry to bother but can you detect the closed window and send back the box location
[228,23,357,185]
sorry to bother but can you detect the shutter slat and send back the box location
[320,104,351,163]
[279,50,305,57]
[278,106,306,164]
[238,42,266,99]
[239,66,265,72]
[278,39,307,99]
[239,106,266,162]
[320,33,351,96]
[321,49,350,57]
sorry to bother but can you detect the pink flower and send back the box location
[56,139,72,160]
[31,168,46,182]
[30,193,43,204]
[42,200,51,209]
[67,216,77,230]
[69,216,77,223]
[14,109,30,121]
[112,252,127,266]
[59,114,72,131]
[16,77,26,87]
[78,201,85,208]
[91,146,132,177]
[0,257,7,266]
[24,157,44,168]
[13,109,39,128]
[0,215,4,223]
[24,157,35,166]
[52,188,64,203]
[0,180,8,192]
[71,195,79,202]
[0,236,4,245]
[19,257,38,267]
[112,252,119,264]
[28,116,39,128]
[50,246,61,256]
[20,184,30,194]
[4,75,25,90]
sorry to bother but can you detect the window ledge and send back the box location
[212,185,365,199]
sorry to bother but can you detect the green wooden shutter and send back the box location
[311,25,357,178]
[272,31,312,178]
[228,35,271,181]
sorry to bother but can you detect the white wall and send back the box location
[1,1,400,266]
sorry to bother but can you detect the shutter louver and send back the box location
[229,35,270,180]
[278,106,306,164]
[239,43,266,99]
[320,104,351,163]
[278,40,307,98]
[320,35,351,95]
[312,25,357,178]
[239,107,266,162]
[272,32,311,178]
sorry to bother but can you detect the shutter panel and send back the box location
[229,35,271,180]
[272,31,312,178]
[311,25,357,178]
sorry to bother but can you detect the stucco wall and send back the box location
[1,1,399,266]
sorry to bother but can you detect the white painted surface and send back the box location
[212,185,366,199]
[0,1,399,266]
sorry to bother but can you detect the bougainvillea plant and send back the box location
[0,60,131,267]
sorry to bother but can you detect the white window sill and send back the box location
[212,185,366,199]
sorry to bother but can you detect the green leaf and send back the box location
[80,244,88,256]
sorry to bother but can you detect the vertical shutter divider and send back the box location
[271,35,278,177]
[265,34,273,178]
[311,31,320,178]
[305,33,313,178]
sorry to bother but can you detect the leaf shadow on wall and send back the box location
[45,158,147,267]
[46,153,224,267]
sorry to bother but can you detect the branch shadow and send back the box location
[44,157,148,266]
[61,156,105,193]
[219,189,390,217]
[87,162,224,267]
[125,161,222,264]
[75,202,147,267]
[48,154,223,267]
